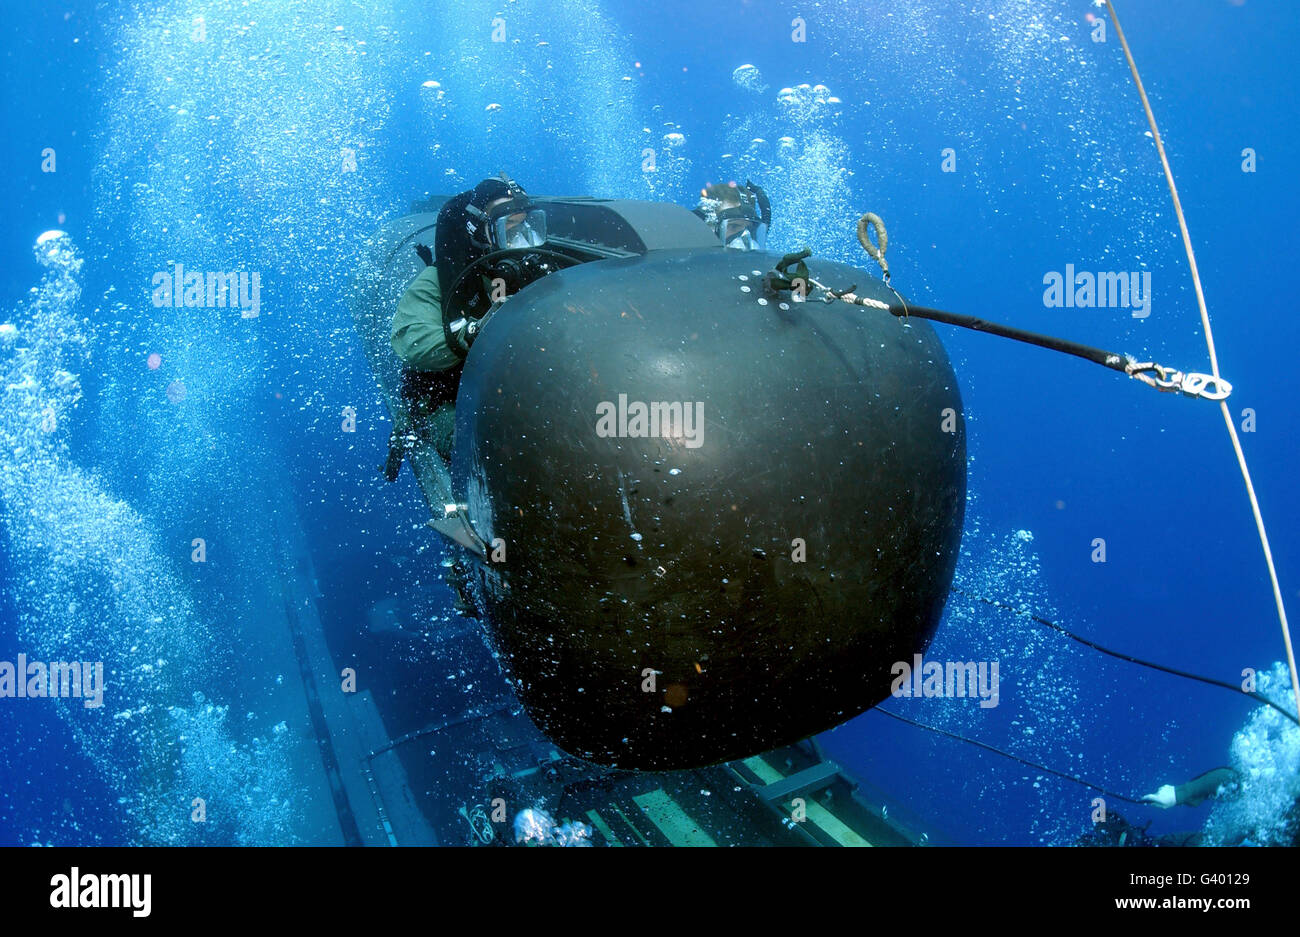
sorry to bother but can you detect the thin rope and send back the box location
[874,707,1146,805]
[951,587,1299,726]
[1106,0,1300,720]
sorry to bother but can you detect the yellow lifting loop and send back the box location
[856,212,890,282]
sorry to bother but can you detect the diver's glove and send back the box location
[414,243,433,267]
[1140,785,1178,808]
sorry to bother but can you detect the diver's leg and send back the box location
[400,368,458,460]
[428,401,456,463]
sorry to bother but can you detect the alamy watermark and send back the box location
[50,867,150,917]
[891,654,999,709]
[151,262,262,318]
[595,393,704,449]
[0,653,104,708]
[1043,265,1151,319]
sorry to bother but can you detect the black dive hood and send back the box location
[433,177,516,321]
[352,194,966,771]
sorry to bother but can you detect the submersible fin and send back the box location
[452,246,966,770]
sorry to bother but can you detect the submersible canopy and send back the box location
[451,237,966,770]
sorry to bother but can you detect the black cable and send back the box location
[874,707,1148,804]
[951,586,1300,727]
[364,700,516,760]
[887,304,1130,373]
[776,258,1140,377]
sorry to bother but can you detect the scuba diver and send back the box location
[388,174,555,618]
[1074,812,1205,847]
[692,179,770,250]
[389,174,553,462]
[1075,768,1244,847]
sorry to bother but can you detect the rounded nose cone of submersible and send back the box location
[453,248,966,770]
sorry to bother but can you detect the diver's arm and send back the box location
[1173,767,1241,807]
[391,266,461,372]
[1142,767,1240,808]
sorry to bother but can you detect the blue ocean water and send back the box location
[0,0,1296,846]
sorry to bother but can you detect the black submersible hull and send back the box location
[452,243,966,770]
